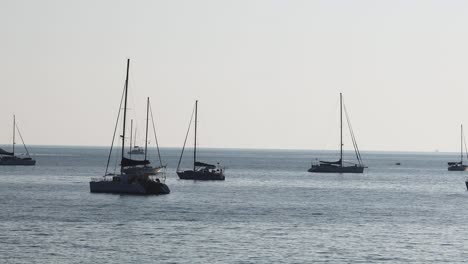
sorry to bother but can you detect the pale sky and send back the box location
[2,0,468,152]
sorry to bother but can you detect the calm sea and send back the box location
[1,146,468,263]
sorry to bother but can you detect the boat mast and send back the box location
[121,59,130,174]
[12,115,15,155]
[194,100,198,171]
[340,93,343,167]
[144,97,149,161]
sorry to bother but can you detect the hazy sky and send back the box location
[2,0,468,152]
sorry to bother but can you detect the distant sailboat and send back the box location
[123,97,165,176]
[90,59,170,195]
[0,115,36,166]
[128,119,145,155]
[308,93,365,173]
[448,124,468,171]
[176,100,225,180]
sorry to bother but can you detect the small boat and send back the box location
[395,162,401,166]
[127,119,145,155]
[176,100,225,180]
[90,59,169,195]
[308,93,365,173]
[128,146,144,155]
[448,124,468,171]
[0,115,36,166]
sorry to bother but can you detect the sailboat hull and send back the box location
[448,165,468,171]
[90,180,170,195]
[177,170,225,180]
[308,164,364,173]
[0,157,36,166]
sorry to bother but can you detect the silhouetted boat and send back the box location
[448,124,468,171]
[90,59,169,195]
[308,93,365,173]
[176,100,225,180]
[0,115,36,166]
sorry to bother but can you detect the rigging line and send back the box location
[105,83,126,176]
[463,132,468,162]
[343,103,359,162]
[128,70,140,145]
[344,103,362,165]
[176,104,196,171]
[348,111,363,165]
[343,102,363,164]
[113,151,119,174]
[14,123,31,157]
[149,102,163,168]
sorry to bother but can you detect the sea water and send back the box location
[1,146,468,263]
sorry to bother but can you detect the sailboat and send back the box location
[123,98,165,176]
[176,100,225,180]
[128,120,145,155]
[90,59,170,195]
[448,124,468,171]
[308,93,365,173]
[0,115,36,166]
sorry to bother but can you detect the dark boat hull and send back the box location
[90,181,170,195]
[448,165,468,171]
[0,157,36,166]
[308,165,364,173]
[465,181,468,190]
[177,170,225,180]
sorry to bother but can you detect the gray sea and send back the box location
[1,146,468,263]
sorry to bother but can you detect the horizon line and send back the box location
[0,143,453,154]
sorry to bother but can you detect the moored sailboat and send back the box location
[448,124,468,171]
[176,100,225,180]
[0,115,36,166]
[90,59,169,195]
[308,93,365,173]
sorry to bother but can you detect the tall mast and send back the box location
[129,119,133,158]
[340,93,343,167]
[144,97,150,161]
[194,100,198,171]
[12,115,15,155]
[121,59,130,174]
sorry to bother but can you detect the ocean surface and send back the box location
[1,146,468,263]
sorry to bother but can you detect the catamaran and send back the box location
[176,100,225,180]
[308,93,365,173]
[90,59,169,195]
[0,115,36,166]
